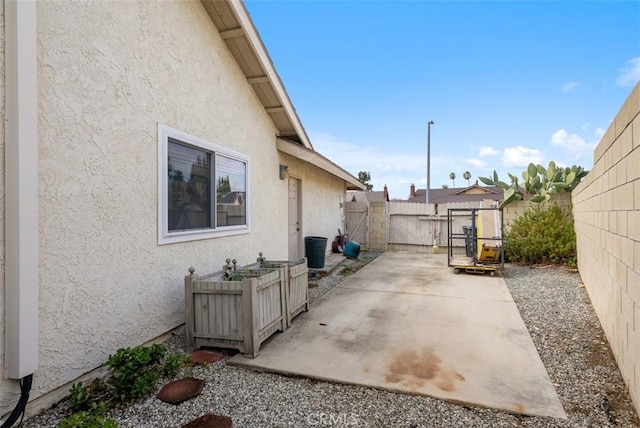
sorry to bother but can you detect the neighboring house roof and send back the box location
[218,192,245,205]
[202,0,365,192]
[348,187,390,203]
[407,184,503,204]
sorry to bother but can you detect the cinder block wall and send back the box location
[368,201,388,251]
[503,193,572,231]
[573,82,640,410]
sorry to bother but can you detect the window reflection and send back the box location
[167,140,212,231]
[216,154,246,226]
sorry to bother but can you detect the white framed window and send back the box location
[158,124,250,244]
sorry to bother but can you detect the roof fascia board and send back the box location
[453,184,498,195]
[221,0,313,149]
[277,138,366,190]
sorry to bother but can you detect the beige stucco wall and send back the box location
[280,153,347,249]
[1,0,299,414]
[573,82,640,411]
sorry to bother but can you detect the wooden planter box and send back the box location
[246,258,309,328]
[185,266,287,358]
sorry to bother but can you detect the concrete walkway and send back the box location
[230,252,566,419]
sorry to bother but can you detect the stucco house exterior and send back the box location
[1,0,364,417]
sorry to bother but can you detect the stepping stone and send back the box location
[191,350,224,365]
[181,414,232,428]
[157,378,204,404]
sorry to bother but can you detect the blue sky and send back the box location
[245,0,640,199]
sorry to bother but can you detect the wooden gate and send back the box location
[387,201,479,252]
[345,201,368,246]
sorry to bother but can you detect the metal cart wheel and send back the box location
[454,268,461,274]
[489,270,496,277]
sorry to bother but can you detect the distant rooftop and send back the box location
[406,183,502,204]
[348,185,389,203]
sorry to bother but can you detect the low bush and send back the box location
[106,344,166,401]
[60,344,192,427]
[59,402,115,428]
[504,203,576,267]
[68,382,91,412]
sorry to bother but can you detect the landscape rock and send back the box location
[157,378,204,405]
[181,413,232,428]
[191,350,225,365]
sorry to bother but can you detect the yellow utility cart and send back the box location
[447,204,504,276]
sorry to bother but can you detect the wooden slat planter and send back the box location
[185,266,287,358]
[246,258,309,328]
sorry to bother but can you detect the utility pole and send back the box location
[426,120,434,204]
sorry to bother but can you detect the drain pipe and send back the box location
[1,374,33,428]
[3,1,39,425]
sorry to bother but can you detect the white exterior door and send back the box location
[288,178,302,260]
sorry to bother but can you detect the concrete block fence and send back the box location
[573,82,640,411]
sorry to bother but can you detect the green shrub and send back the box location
[68,382,91,412]
[60,344,193,427]
[59,402,116,428]
[163,354,190,378]
[106,344,166,401]
[504,203,576,267]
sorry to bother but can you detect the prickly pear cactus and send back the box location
[479,161,588,208]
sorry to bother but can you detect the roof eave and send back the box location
[201,0,313,149]
[277,138,366,191]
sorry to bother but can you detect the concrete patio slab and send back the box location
[230,252,566,419]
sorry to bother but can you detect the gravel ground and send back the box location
[20,254,640,428]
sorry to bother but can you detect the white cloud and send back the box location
[479,146,499,157]
[617,57,640,87]
[502,146,544,168]
[466,158,487,169]
[310,131,431,198]
[561,81,580,93]
[311,131,424,173]
[550,129,596,160]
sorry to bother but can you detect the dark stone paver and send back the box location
[191,350,224,365]
[181,413,232,428]
[157,378,204,404]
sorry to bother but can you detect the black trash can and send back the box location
[461,226,476,257]
[305,236,328,268]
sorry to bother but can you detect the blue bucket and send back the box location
[343,241,361,259]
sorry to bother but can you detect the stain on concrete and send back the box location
[385,348,465,392]
[437,372,466,392]
[332,303,392,354]
[367,307,389,320]
[334,320,388,355]
[512,404,526,414]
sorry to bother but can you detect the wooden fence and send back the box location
[345,199,505,252]
[345,201,368,246]
[387,201,484,251]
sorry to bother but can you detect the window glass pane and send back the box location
[168,139,211,231]
[216,154,246,227]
